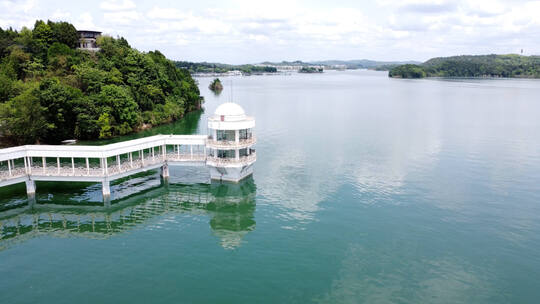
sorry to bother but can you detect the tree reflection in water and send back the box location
[0,177,256,250]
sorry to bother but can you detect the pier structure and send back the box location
[207,103,256,182]
[0,103,256,203]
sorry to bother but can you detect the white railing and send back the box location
[206,152,256,166]
[0,153,210,182]
[206,136,256,148]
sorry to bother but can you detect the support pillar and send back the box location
[86,158,90,175]
[42,156,46,173]
[26,178,36,207]
[160,164,169,187]
[161,164,169,179]
[129,152,133,168]
[25,178,36,194]
[71,157,75,175]
[7,159,12,176]
[102,178,111,205]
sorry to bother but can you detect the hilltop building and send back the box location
[77,30,101,51]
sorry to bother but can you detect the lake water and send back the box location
[1,70,540,303]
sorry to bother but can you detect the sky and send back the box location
[0,0,539,64]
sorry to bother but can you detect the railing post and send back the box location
[42,157,46,174]
[57,157,60,174]
[141,150,144,166]
[190,145,193,159]
[162,144,166,160]
[28,157,32,174]
[7,159,12,176]
[177,145,180,156]
[104,157,108,175]
[130,152,133,168]
[86,158,89,175]
[24,156,28,174]
[71,157,75,175]
[117,154,121,172]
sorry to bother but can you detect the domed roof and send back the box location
[214,102,245,117]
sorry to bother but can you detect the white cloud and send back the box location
[1,0,540,62]
[73,12,97,31]
[99,0,136,11]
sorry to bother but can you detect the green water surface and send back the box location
[1,70,540,303]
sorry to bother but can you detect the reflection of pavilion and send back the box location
[0,178,256,250]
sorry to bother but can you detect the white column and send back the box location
[57,157,60,174]
[25,179,36,195]
[104,157,108,175]
[28,157,32,174]
[102,178,111,198]
[129,152,133,168]
[177,145,180,156]
[190,145,193,159]
[24,157,28,174]
[117,155,121,171]
[71,157,75,175]
[152,147,155,159]
[86,158,90,175]
[7,159,12,176]
[141,150,144,165]
[236,149,239,161]
[42,157,46,173]
[162,144,166,160]
[235,130,240,143]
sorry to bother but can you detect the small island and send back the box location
[298,66,323,73]
[209,78,223,94]
[389,54,540,78]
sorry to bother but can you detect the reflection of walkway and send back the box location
[0,178,257,250]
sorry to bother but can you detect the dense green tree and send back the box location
[36,78,82,142]
[0,20,202,145]
[390,55,540,78]
[98,84,140,134]
[0,85,50,144]
[48,21,78,48]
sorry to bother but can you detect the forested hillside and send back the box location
[0,20,202,145]
[389,54,540,78]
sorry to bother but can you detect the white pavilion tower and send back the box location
[206,103,256,182]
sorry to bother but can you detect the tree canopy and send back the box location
[389,54,540,79]
[0,20,202,145]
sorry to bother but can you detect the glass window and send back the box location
[217,150,235,158]
[239,129,252,140]
[217,130,235,141]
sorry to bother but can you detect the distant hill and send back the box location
[175,61,277,75]
[259,59,420,69]
[389,54,540,78]
[308,59,421,69]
